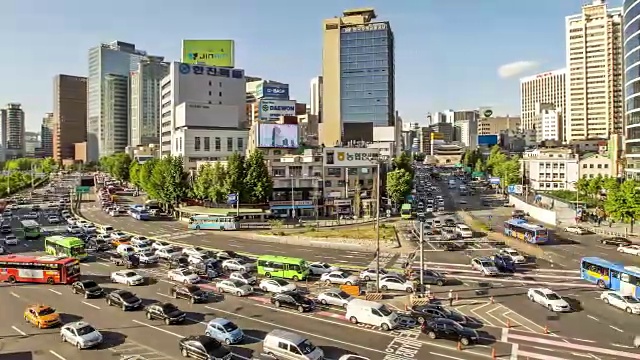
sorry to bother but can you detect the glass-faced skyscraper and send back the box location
[624,0,640,178]
[87,41,147,161]
[321,8,395,146]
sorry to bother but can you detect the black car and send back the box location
[71,280,104,298]
[601,237,632,246]
[179,335,231,359]
[444,219,456,227]
[271,291,314,312]
[422,318,479,346]
[170,284,208,304]
[145,302,186,325]
[105,290,143,311]
[411,305,467,324]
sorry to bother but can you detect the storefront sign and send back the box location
[324,148,381,167]
[333,199,351,206]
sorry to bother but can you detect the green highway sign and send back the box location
[75,186,90,194]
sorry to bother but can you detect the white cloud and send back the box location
[497,61,539,78]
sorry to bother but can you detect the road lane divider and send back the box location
[81,301,101,310]
[10,292,19,298]
[11,325,26,336]
[48,350,67,360]
[48,289,62,295]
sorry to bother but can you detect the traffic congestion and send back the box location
[1,171,640,360]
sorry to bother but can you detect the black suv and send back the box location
[178,335,231,359]
[601,237,632,247]
[71,280,104,298]
[170,284,208,304]
[422,318,478,346]
[410,305,467,324]
[105,290,142,311]
[145,302,185,325]
[270,291,314,312]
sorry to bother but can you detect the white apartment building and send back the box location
[522,148,579,191]
[535,103,563,142]
[454,119,478,149]
[565,0,623,142]
[579,153,614,178]
[159,62,247,169]
[309,76,323,122]
[130,56,169,146]
[520,69,566,133]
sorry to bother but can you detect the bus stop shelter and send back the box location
[176,206,270,222]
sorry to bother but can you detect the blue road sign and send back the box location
[227,193,238,205]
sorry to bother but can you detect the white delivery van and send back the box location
[262,329,324,360]
[346,299,399,331]
[116,244,135,256]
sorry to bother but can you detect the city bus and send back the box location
[0,254,80,284]
[188,215,239,231]
[503,218,549,244]
[256,255,310,281]
[400,204,413,220]
[580,257,640,298]
[44,236,88,260]
[20,219,41,239]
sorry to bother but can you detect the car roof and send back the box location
[208,317,232,326]
[532,288,555,294]
[63,321,92,330]
[27,304,53,311]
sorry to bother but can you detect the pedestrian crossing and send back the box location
[107,339,173,360]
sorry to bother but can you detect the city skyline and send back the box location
[0,0,607,131]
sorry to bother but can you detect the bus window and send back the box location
[289,264,301,272]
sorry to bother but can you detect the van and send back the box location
[116,244,135,256]
[262,329,324,360]
[98,225,114,234]
[456,224,473,238]
[345,299,398,331]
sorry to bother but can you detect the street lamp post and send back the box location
[375,161,381,291]
[290,174,295,219]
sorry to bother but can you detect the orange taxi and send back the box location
[24,305,61,328]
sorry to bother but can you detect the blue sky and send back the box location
[0,0,622,131]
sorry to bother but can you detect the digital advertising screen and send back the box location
[258,124,299,148]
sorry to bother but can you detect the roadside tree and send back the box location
[209,162,228,204]
[412,153,426,162]
[129,161,141,189]
[244,149,273,204]
[224,153,246,203]
[386,169,412,205]
[41,158,56,174]
[604,180,640,232]
[603,176,620,193]
[393,152,413,176]
[193,163,215,201]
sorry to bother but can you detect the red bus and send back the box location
[0,255,80,284]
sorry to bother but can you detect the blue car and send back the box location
[492,254,516,273]
[204,318,244,345]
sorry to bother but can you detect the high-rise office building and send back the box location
[41,112,54,158]
[520,69,566,134]
[24,132,40,158]
[130,56,169,147]
[565,0,623,142]
[1,103,25,159]
[320,8,395,145]
[53,75,87,162]
[87,41,148,161]
[624,0,640,178]
[310,76,323,122]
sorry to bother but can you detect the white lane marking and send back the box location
[97,262,110,267]
[156,292,174,299]
[429,353,466,360]
[48,289,62,295]
[11,326,26,336]
[10,292,19,298]
[501,327,508,342]
[80,263,90,267]
[82,301,101,310]
[587,315,599,321]
[49,350,67,360]
[609,325,624,332]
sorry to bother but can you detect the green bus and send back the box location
[257,255,310,281]
[44,236,88,261]
[20,220,41,239]
[401,203,413,219]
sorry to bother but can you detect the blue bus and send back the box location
[188,215,239,231]
[503,218,549,244]
[581,257,640,298]
[130,208,150,220]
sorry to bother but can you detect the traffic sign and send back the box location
[227,193,238,205]
[75,186,90,194]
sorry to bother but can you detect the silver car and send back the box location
[60,321,103,349]
[216,279,253,296]
[320,271,359,285]
[317,290,354,308]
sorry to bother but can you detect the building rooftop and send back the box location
[343,8,377,20]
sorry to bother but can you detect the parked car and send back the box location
[215,279,253,297]
[145,302,186,325]
[564,226,589,235]
[270,291,314,312]
[259,278,296,293]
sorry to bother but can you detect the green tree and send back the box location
[575,177,590,198]
[587,174,604,200]
[139,159,159,199]
[474,159,485,173]
[129,161,141,189]
[412,153,425,162]
[244,149,273,204]
[209,162,228,203]
[193,163,214,200]
[393,152,413,176]
[603,176,620,193]
[604,180,640,232]
[110,153,132,181]
[224,153,246,202]
[41,158,56,174]
[462,150,473,167]
[485,146,506,175]
[386,169,413,205]
[164,156,189,207]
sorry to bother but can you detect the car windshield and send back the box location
[182,270,194,276]
[165,248,177,253]
[546,293,561,300]
[236,272,251,279]
[141,251,154,257]
[297,339,317,355]
[480,261,495,267]
[76,325,96,336]
[83,281,98,288]
[450,321,464,331]
[230,280,245,287]
[623,296,640,303]
[378,305,392,316]
[222,321,238,332]
[124,272,138,277]
[336,291,351,299]
[274,279,288,286]
[379,269,388,274]
[38,307,56,316]
[318,263,330,269]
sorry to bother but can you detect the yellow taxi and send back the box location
[24,305,61,328]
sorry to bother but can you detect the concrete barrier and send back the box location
[508,195,557,225]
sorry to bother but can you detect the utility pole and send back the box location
[375,161,381,292]
[419,220,425,295]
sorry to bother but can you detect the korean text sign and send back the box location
[323,148,381,167]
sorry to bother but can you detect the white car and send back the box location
[618,245,640,256]
[187,254,211,264]
[215,279,253,297]
[67,225,82,234]
[338,355,370,360]
[182,246,206,257]
[66,217,76,225]
[110,270,145,286]
[4,235,18,245]
[308,262,339,275]
[47,216,60,224]
[317,290,354,308]
[155,247,181,259]
[130,237,150,247]
[221,259,255,272]
[320,271,359,285]
[60,321,103,349]
[259,278,297,293]
[83,225,97,233]
[564,226,588,235]
[96,234,111,242]
[151,241,170,250]
[379,276,414,293]
[132,244,151,253]
[426,206,433,213]
[600,291,640,314]
[229,271,257,285]
[23,212,38,219]
[527,288,571,312]
[499,248,526,264]
[136,251,158,264]
[359,268,400,281]
[110,232,130,240]
[471,257,499,276]
[167,268,200,284]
